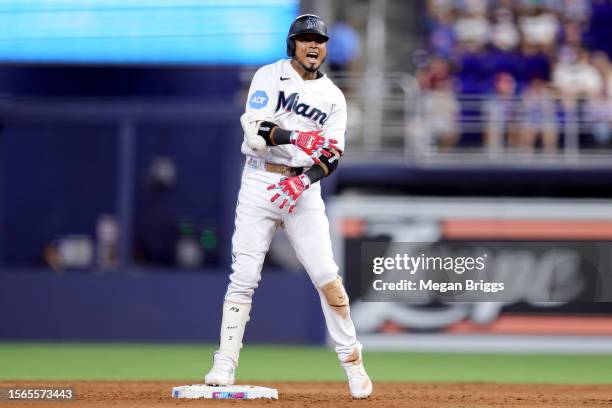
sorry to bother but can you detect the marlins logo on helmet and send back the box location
[306,16,319,29]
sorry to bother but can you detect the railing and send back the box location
[1,77,611,170]
[330,73,612,167]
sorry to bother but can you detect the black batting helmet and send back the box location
[286,14,329,57]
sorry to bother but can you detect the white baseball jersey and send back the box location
[242,59,347,168]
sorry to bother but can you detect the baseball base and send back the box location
[172,384,278,400]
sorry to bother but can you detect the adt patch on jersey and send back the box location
[249,90,269,109]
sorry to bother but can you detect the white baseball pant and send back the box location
[224,157,360,362]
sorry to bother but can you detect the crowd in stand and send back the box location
[417,0,612,151]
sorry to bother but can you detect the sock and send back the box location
[218,300,251,365]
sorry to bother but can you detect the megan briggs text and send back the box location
[372,279,505,293]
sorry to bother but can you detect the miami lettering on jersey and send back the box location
[275,91,328,125]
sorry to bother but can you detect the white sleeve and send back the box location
[322,92,347,152]
[244,66,277,118]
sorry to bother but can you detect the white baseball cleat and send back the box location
[342,359,373,399]
[204,352,236,386]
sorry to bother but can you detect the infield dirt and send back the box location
[1,381,612,408]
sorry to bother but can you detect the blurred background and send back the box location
[1,0,612,360]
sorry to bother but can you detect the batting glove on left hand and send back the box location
[267,174,311,213]
[290,130,338,164]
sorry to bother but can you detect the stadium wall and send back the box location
[0,270,325,344]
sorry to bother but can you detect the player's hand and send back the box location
[290,130,338,164]
[267,174,311,213]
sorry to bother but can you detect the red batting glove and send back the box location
[267,174,311,213]
[290,130,338,164]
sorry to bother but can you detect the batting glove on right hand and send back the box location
[290,130,338,164]
[267,174,311,213]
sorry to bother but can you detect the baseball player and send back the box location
[204,14,372,399]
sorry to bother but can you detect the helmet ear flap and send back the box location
[286,37,295,57]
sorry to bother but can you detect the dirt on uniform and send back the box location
[1,381,612,408]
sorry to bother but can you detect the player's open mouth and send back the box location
[306,52,318,63]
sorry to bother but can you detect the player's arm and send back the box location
[303,146,341,183]
[241,67,278,153]
[266,147,341,213]
[299,93,346,174]
[254,121,338,164]
[252,123,296,146]
[241,111,338,162]
[267,95,346,213]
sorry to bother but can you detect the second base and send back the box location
[172,384,278,400]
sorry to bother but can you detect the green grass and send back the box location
[1,343,612,384]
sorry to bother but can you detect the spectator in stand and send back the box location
[490,6,520,53]
[558,20,586,59]
[487,8,527,92]
[454,0,490,53]
[483,72,519,152]
[427,2,457,58]
[592,51,612,102]
[419,0,609,153]
[553,47,603,149]
[587,0,612,57]
[518,4,560,57]
[327,14,362,119]
[521,41,552,85]
[553,48,602,105]
[327,15,361,75]
[415,56,460,151]
[454,49,490,93]
[558,0,591,24]
[518,77,559,153]
[586,51,612,146]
